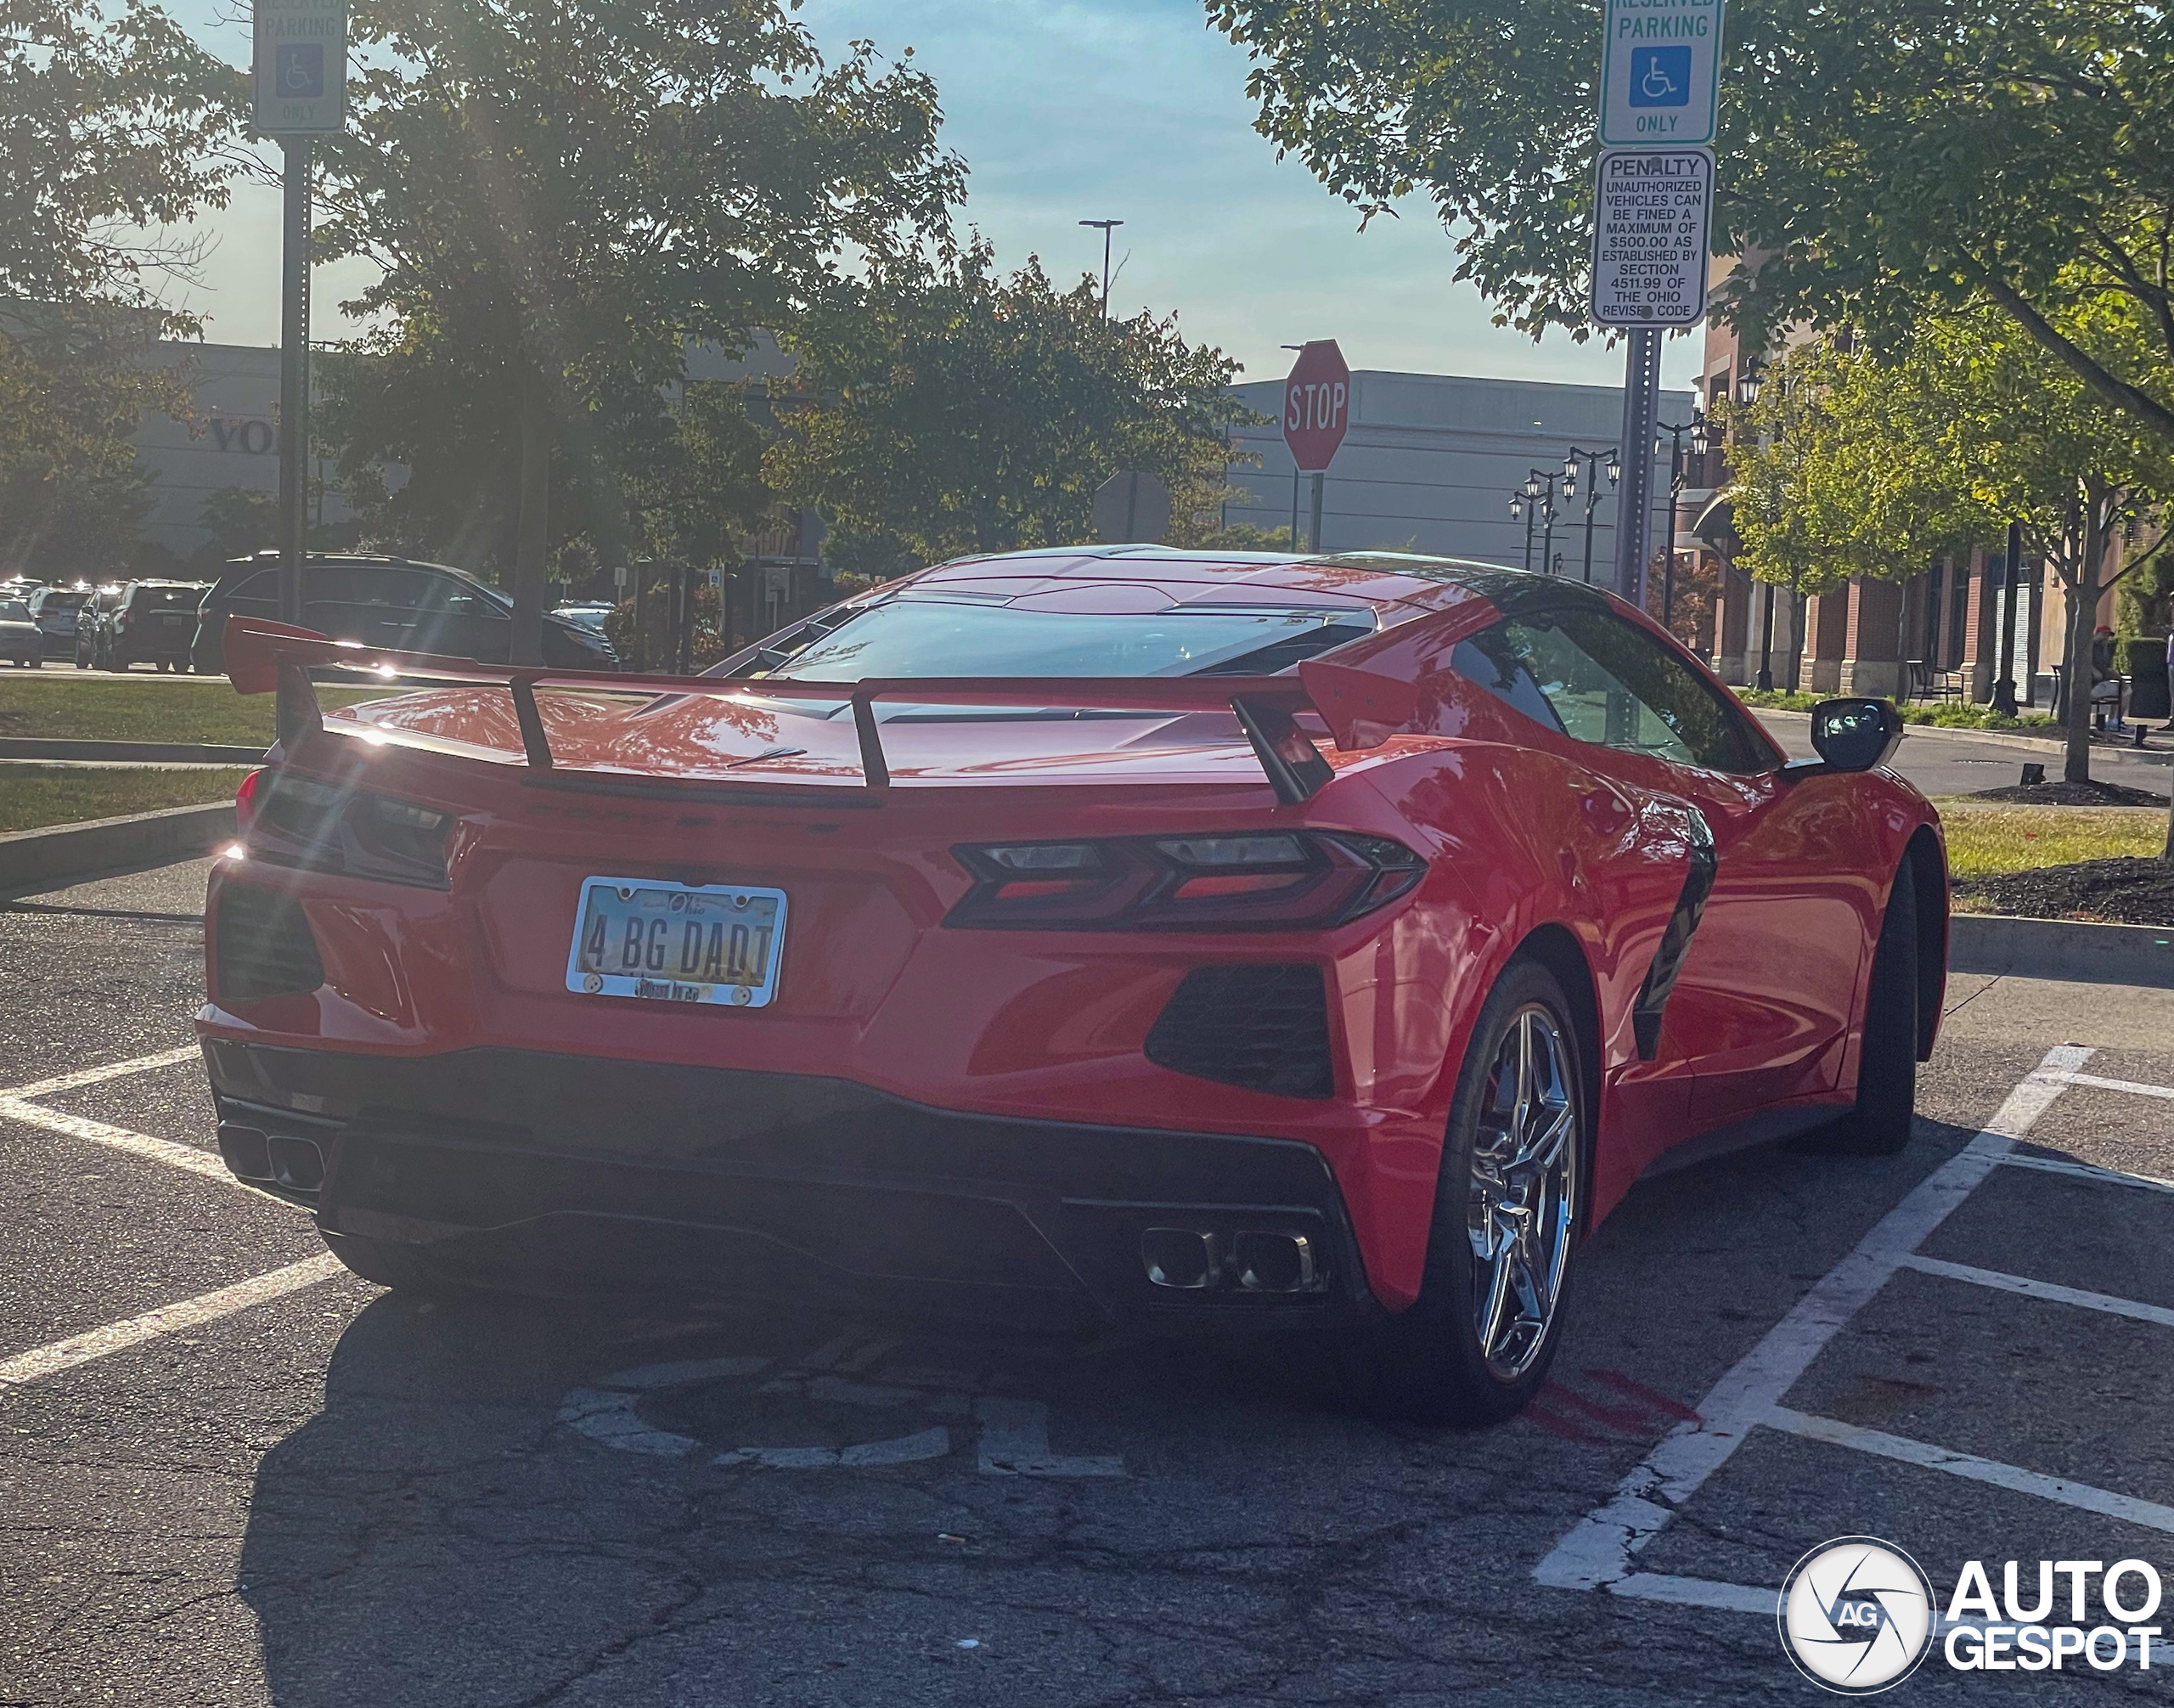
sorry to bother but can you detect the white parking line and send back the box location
[1766,1406,2174,1536]
[0,1096,234,1184]
[1899,1252,2174,1331]
[2058,1070,2174,1102]
[0,1254,343,1388]
[0,1042,199,1102]
[1534,1044,2092,1600]
[1999,1152,2174,1196]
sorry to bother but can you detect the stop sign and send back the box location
[1281,340,1351,473]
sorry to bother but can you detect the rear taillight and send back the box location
[233,767,267,836]
[243,771,453,888]
[947,831,1422,931]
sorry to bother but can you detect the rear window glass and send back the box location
[130,587,203,610]
[0,601,28,622]
[36,591,87,611]
[752,596,1375,682]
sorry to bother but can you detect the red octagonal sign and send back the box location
[1282,340,1351,473]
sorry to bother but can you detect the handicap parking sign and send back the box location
[1629,46,1691,109]
[275,42,324,100]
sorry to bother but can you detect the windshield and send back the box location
[753,595,1374,682]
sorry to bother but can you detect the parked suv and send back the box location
[190,554,618,674]
[0,598,42,666]
[25,586,92,651]
[82,580,208,671]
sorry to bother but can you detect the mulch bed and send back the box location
[1952,856,2174,926]
[1965,780,2167,808]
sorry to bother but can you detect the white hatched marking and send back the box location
[2000,1151,2174,1197]
[0,1254,342,1387]
[2059,1070,2174,1102]
[0,1043,199,1102]
[1766,1406,2174,1536]
[1533,1045,2091,1595]
[1609,1573,1773,1615]
[975,1396,1124,1477]
[1899,1253,2174,1330]
[0,1096,234,1184]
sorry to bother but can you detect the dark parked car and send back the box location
[25,586,92,649]
[191,554,617,675]
[0,598,42,666]
[82,580,208,671]
[72,585,126,668]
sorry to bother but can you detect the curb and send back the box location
[0,737,266,764]
[1949,911,2174,989]
[0,803,236,894]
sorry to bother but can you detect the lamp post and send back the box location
[1079,219,1123,318]
[1563,446,1619,586]
[1512,471,1565,574]
[1508,491,1534,572]
[1732,360,1778,691]
[1653,409,1714,631]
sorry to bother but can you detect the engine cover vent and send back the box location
[1144,964,1333,1099]
[214,884,324,1006]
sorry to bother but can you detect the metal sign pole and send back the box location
[1309,472,1326,553]
[277,138,312,627]
[1613,329,1661,606]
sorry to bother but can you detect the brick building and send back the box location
[1678,258,2112,707]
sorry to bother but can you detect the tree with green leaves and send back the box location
[1726,299,2174,781]
[313,0,963,661]
[1205,0,2174,456]
[0,0,241,572]
[763,243,1249,568]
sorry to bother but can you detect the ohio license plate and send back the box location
[566,877,787,1007]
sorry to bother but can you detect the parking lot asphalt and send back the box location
[4,864,2174,1704]
[1755,713,2174,801]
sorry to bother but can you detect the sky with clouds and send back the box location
[163,0,1702,388]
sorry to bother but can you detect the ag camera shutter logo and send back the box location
[1778,1536,1936,1694]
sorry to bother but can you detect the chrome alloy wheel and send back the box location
[1465,1003,1580,1381]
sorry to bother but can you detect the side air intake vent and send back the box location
[1144,964,1333,1099]
[214,885,324,1006]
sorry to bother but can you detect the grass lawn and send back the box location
[1937,800,2167,877]
[0,766,252,835]
[0,676,388,746]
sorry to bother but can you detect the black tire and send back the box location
[1820,854,1921,1156]
[1336,957,1588,1425]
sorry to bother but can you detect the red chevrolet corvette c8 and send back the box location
[195,548,1944,1423]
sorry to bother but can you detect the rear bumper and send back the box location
[200,1041,1366,1328]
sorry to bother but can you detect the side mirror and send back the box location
[1787,697,1903,777]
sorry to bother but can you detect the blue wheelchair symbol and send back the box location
[1629,46,1691,109]
[275,42,324,99]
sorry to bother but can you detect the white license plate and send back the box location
[566,876,787,1007]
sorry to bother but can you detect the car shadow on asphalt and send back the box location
[233,1116,1990,1704]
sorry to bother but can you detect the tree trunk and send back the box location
[510,368,551,668]
[2062,498,2105,786]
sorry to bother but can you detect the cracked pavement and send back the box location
[3,864,2173,1703]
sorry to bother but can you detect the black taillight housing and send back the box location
[242,771,453,888]
[946,831,1422,931]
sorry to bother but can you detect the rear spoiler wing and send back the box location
[222,616,1407,805]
